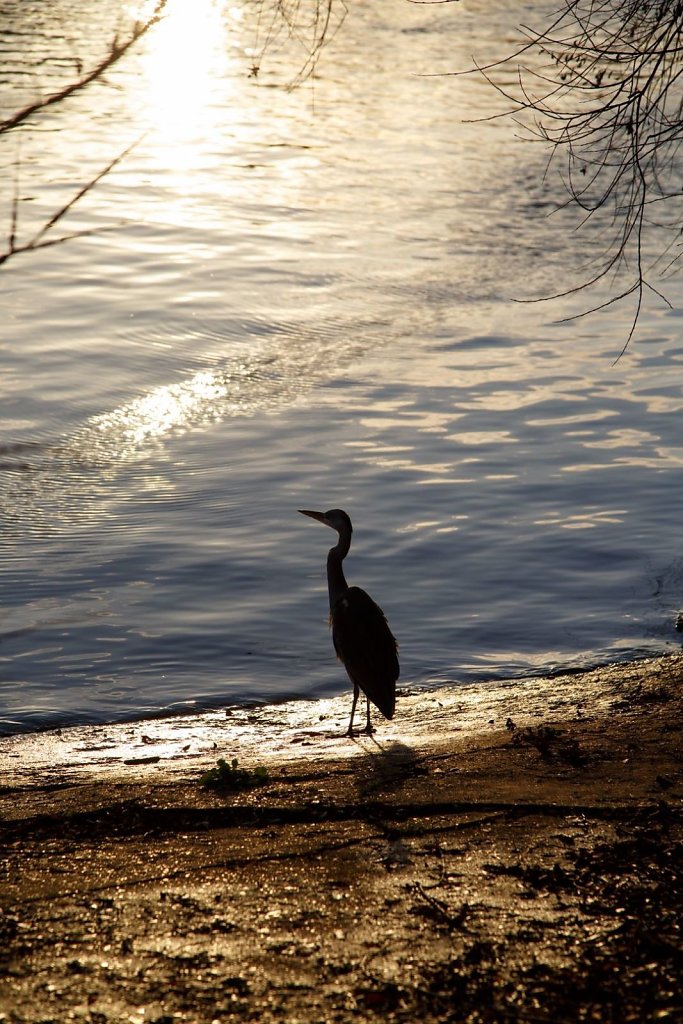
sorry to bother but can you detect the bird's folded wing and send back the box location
[331,586,399,719]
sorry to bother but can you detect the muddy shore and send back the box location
[1,654,681,1023]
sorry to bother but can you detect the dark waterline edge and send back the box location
[1,641,678,740]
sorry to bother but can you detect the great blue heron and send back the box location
[298,508,399,736]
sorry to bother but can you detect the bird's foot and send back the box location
[345,723,374,739]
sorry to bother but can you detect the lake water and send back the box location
[1,0,682,735]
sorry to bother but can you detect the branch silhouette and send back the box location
[449,0,683,348]
[0,138,142,268]
[0,1,168,135]
[0,3,166,269]
[249,0,348,85]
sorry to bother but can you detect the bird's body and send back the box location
[299,508,399,736]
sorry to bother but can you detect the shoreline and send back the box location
[2,642,672,745]
[1,652,681,1022]
[1,648,676,787]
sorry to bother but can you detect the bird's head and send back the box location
[298,508,352,537]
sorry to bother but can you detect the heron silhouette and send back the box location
[299,508,399,736]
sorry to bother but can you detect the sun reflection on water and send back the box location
[93,371,228,450]
[133,0,240,149]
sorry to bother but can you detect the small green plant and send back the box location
[199,757,269,791]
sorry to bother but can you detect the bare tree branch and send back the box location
[450,0,683,347]
[0,138,142,267]
[0,1,168,135]
[249,0,348,85]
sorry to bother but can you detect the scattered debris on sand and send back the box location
[1,653,681,1022]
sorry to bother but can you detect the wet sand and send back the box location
[1,653,681,1023]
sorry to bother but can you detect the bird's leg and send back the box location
[346,683,360,737]
[361,696,375,735]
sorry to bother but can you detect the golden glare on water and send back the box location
[94,371,228,449]
[134,0,239,147]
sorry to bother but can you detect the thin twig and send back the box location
[0,2,168,134]
[0,137,142,267]
[453,1,683,347]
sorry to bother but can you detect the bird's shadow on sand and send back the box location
[352,739,427,799]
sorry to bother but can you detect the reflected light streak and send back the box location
[93,370,228,451]
[135,0,237,152]
[533,508,627,530]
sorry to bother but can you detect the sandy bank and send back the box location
[1,653,681,1023]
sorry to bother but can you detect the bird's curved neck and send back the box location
[326,531,350,609]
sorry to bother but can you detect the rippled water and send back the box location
[1,0,682,734]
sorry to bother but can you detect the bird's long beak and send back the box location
[298,509,328,526]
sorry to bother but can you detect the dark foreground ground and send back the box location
[1,654,682,1024]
